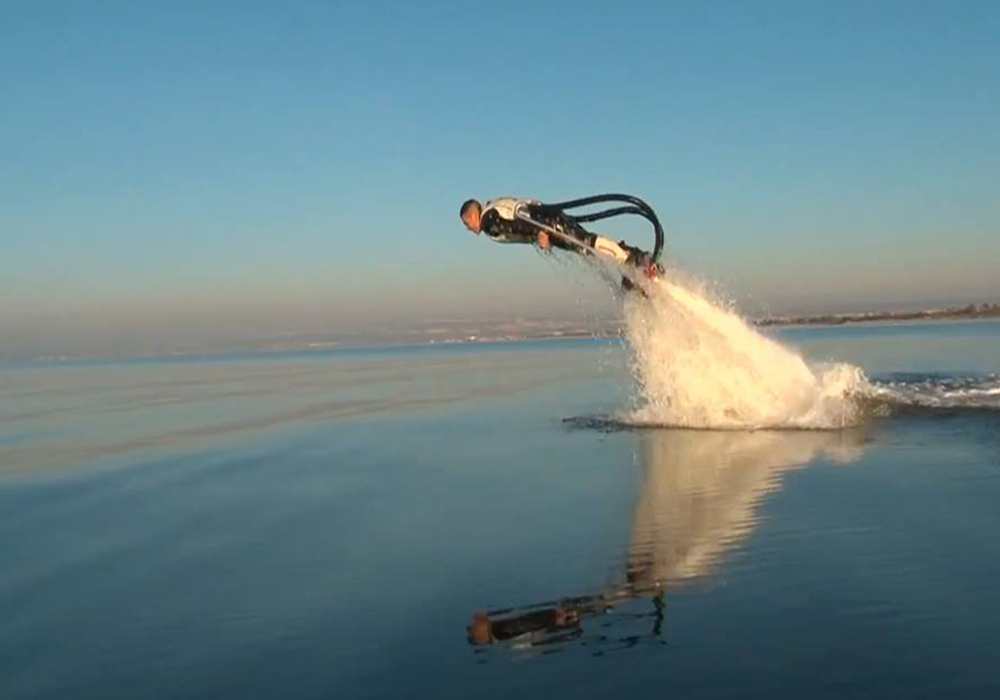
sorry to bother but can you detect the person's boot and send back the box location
[620,241,662,279]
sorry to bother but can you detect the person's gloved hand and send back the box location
[537,231,552,249]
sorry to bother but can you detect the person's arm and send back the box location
[516,202,604,254]
[508,201,554,249]
[481,199,548,246]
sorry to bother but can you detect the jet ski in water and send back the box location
[459,193,665,291]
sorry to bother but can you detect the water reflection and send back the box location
[468,429,867,657]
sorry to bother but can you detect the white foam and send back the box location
[866,374,1000,409]
[622,272,869,429]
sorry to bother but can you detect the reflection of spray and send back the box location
[468,427,867,658]
[624,274,869,429]
[628,429,866,589]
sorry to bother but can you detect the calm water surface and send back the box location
[2,321,999,699]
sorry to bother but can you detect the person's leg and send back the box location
[592,235,630,264]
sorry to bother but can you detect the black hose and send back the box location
[546,194,665,264]
[572,205,647,223]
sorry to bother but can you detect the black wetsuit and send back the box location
[480,201,597,252]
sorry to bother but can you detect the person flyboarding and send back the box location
[459,194,665,287]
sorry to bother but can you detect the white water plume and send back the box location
[622,272,870,429]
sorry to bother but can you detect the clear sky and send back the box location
[2,1,999,357]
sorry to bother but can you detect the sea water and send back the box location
[1,320,999,699]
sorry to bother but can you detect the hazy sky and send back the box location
[2,1,999,357]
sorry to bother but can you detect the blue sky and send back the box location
[2,1,998,357]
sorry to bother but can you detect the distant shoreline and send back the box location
[419,307,1000,346]
[6,305,998,366]
[755,303,1000,328]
